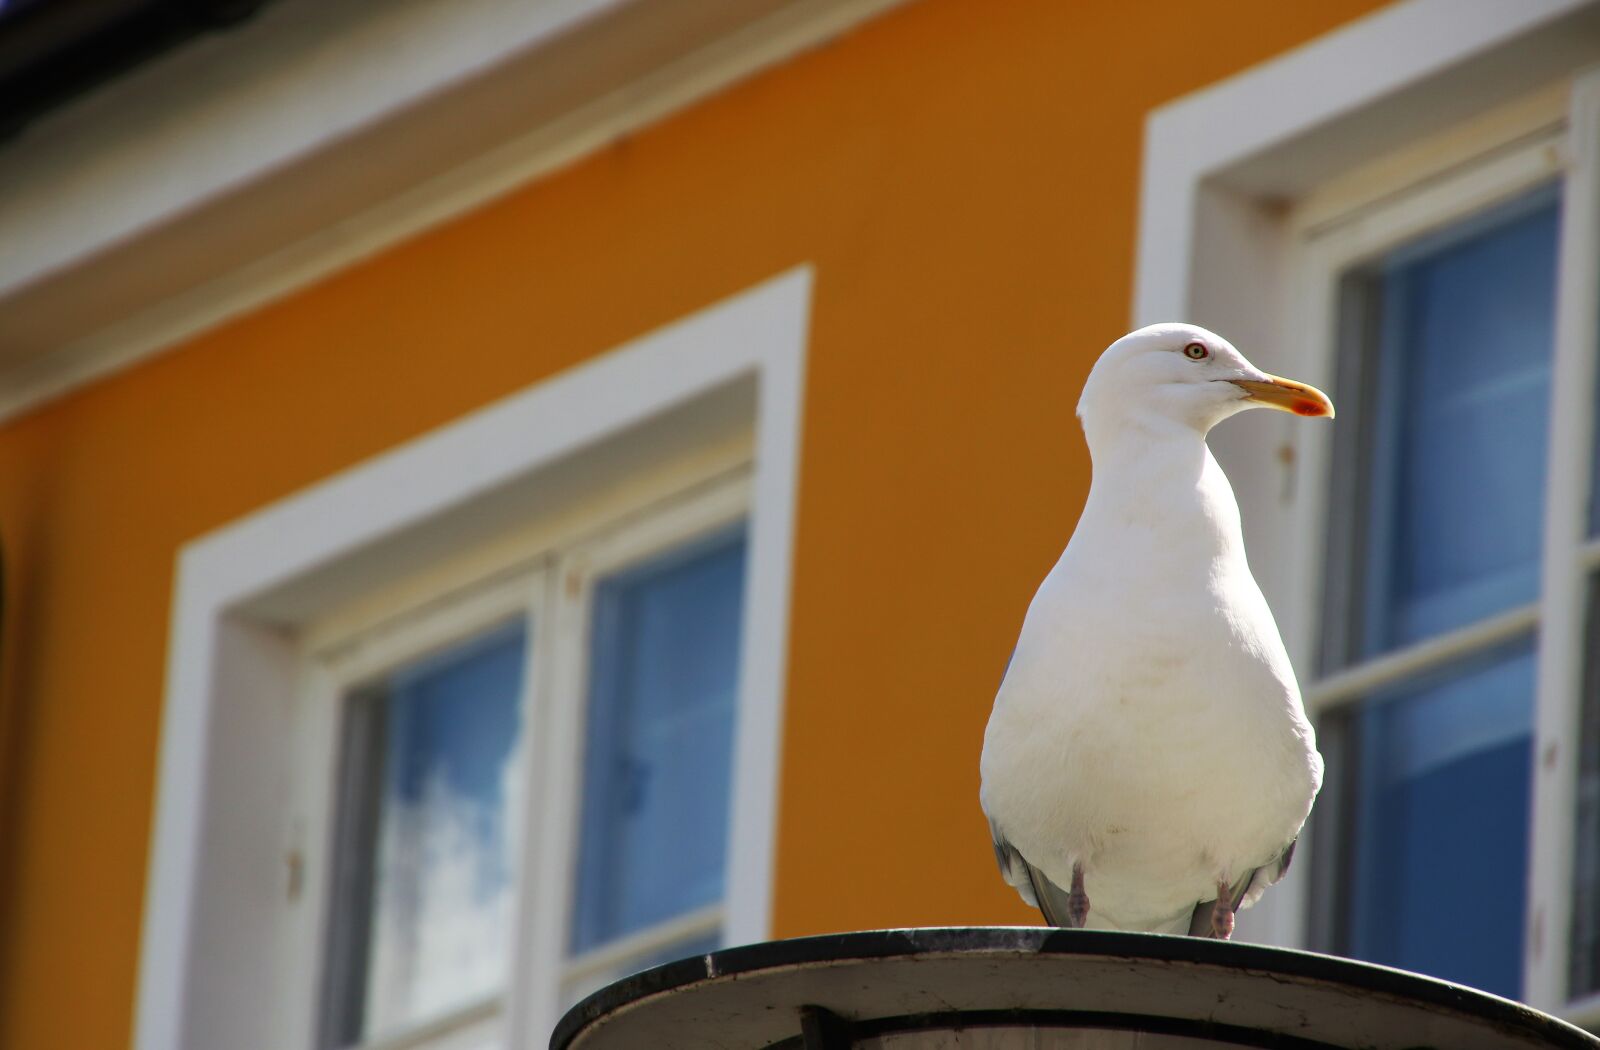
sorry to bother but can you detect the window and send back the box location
[306,476,751,1050]
[136,269,806,1050]
[1135,5,1600,1018]
[319,606,533,1050]
[564,526,747,1004]
[1273,84,1600,1010]
[1313,187,1561,997]
[1194,64,1600,1020]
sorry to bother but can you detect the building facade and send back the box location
[7,1,1600,1047]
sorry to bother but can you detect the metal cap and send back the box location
[551,927,1599,1049]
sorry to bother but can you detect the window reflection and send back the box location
[1331,638,1534,998]
[570,528,746,955]
[1355,192,1558,656]
[1318,185,1560,1000]
[324,619,528,1048]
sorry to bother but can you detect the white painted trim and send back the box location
[1527,65,1600,1011]
[560,904,723,986]
[315,570,539,691]
[356,995,502,1050]
[1289,130,1565,264]
[0,0,622,299]
[1307,603,1542,711]
[0,0,904,424]
[1136,0,1589,325]
[1288,84,1569,239]
[136,267,811,1050]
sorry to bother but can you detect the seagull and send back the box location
[979,323,1332,938]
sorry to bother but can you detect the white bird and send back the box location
[980,323,1332,938]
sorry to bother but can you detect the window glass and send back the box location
[1337,638,1534,998]
[323,619,528,1048]
[1318,185,1561,1002]
[570,527,747,956]
[1356,191,1559,656]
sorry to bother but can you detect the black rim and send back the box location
[549,927,1600,1049]
[765,1009,1345,1050]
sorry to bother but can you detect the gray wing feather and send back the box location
[1023,863,1076,928]
[987,648,1056,913]
[987,819,1038,907]
[989,819,1081,925]
[992,823,1299,934]
[986,639,1084,930]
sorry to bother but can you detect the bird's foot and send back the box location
[1068,862,1090,928]
[1210,879,1234,940]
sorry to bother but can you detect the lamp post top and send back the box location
[552,927,1599,1049]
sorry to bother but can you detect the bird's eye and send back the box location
[1183,342,1208,360]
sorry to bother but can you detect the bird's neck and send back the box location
[1076,411,1246,566]
[1082,409,1210,487]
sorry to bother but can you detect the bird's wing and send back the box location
[1186,838,1299,937]
[986,647,1063,911]
[1023,862,1076,929]
[989,818,1094,925]
[987,818,1039,908]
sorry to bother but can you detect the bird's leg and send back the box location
[1067,862,1090,928]
[1210,879,1235,940]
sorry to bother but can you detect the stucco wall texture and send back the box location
[0,1,1391,1045]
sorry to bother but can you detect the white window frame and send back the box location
[298,471,752,1050]
[135,267,811,1050]
[301,569,549,1050]
[526,473,754,1031]
[1286,118,1568,985]
[1135,0,1600,1018]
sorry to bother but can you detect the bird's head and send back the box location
[1077,323,1334,437]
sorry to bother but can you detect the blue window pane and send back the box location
[335,619,529,1044]
[570,527,747,954]
[1362,192,1559,654]
[1344,639,1534,997]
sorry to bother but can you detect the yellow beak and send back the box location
[1230,374,1335,419]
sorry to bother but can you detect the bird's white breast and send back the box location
[980,448,1322,930]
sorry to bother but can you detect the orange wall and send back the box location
[0,1,1391,1045]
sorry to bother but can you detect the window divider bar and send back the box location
[1558,988,1600,1033]
[560,904,724,983]
[1307,602,1539,711]
[350,994,501,1050]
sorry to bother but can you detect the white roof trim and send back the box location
[0,0,904,421]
